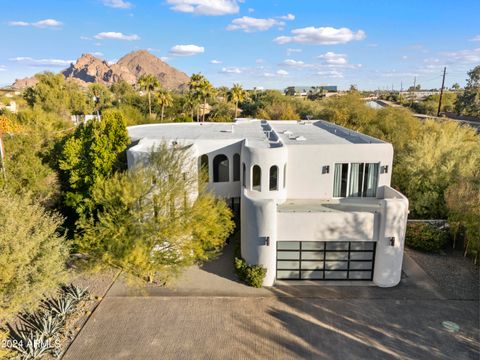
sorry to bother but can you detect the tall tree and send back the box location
[138,74,160,117]
[59,109,129,217]
[157,90,173,122]
[455,65,480,117]
[229,83,247,118]
[189,73,214,122]
[75,144,234,282]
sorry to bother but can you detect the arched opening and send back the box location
[252,165,261,191]
[283,164,287,189]
[233,153,240,181]
[269,165,278,191]
[213,154,229,182]
[242,162,246,188]
[199,154,209,182]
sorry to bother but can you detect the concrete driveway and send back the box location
[63,244,480,360]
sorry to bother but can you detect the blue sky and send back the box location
[1,0,479,90]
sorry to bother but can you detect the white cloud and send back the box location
[101,0,133,9]
[274,26,365,45]
[166,0,239,16]
[169,44,205,56]
[282,59,305,67]
[107,59,118,65]
[256,58,265,64]
[92,51,104,57]
[470,35,480,42]
[221,67,242,74]
[442,48,480,64]
[8,21,29,26]
[247,8,254,13]
[401,55,408,60]
[94,32,140,40]
[227,16,282,32]
[160,56,169,62]
[8,19,62,28]
[317,69,344,78]
[210,59,222,64]
[278,13,295,21]
[286,48,302,56]
[9,57,74,67]
[276,69,288,76]
[318,52,348,65]
[0,65,6,72]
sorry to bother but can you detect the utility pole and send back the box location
[437,67,447,117]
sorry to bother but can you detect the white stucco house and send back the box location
[127,119,409,287]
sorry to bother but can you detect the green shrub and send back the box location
[406,222,448,251]
[234,257,266,288]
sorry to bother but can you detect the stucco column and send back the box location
[373,198,409,287]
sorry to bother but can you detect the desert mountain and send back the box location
[117,50,189,89]
[12,50,189,90]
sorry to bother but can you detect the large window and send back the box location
[269,165,278,191]
[333,163,348,197]
[233,153,240,181]
[213,154,229,182]
[333,162,379,198]
[252,165,261,191]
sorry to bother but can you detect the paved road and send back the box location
[63,247,480,360]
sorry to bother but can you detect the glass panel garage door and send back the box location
[276,241,376,280]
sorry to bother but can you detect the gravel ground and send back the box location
[405,247,479,300]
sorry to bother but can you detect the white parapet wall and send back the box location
[373,186,409,287]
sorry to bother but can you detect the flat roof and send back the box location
[277,198,382,214]
[127,119,385,149]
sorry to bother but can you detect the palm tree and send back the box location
[189,73,214,122]
[188,73,204,122]
[157,90,173,122]
[229,83,247,118]
[138,74,160,117]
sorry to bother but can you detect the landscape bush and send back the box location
[405,222,448,252]
[234,257,267,288]
[5,284,89,359]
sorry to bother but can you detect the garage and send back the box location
[276,241,376,281]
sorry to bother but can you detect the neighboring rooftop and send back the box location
[127,119,385,149]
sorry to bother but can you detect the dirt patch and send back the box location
[405,247,479,300]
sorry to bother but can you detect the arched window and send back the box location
[199,154,209,181]
[283,164,287,189]
[269,166,278,191]
[213,154,229,182]
[233,153,240,181]
[242,162,246,188]
[252,165,261,191]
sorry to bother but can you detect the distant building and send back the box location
[285,86,338,97]
[0,100,17,114]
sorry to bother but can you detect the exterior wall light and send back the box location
[264,236,270,246]
[322,165,330,174]
[389,237,395,246]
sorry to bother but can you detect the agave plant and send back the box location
[43,297,76,319]
[7,324,54,359]
[62,284,89,302]
[19,312,65,339]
